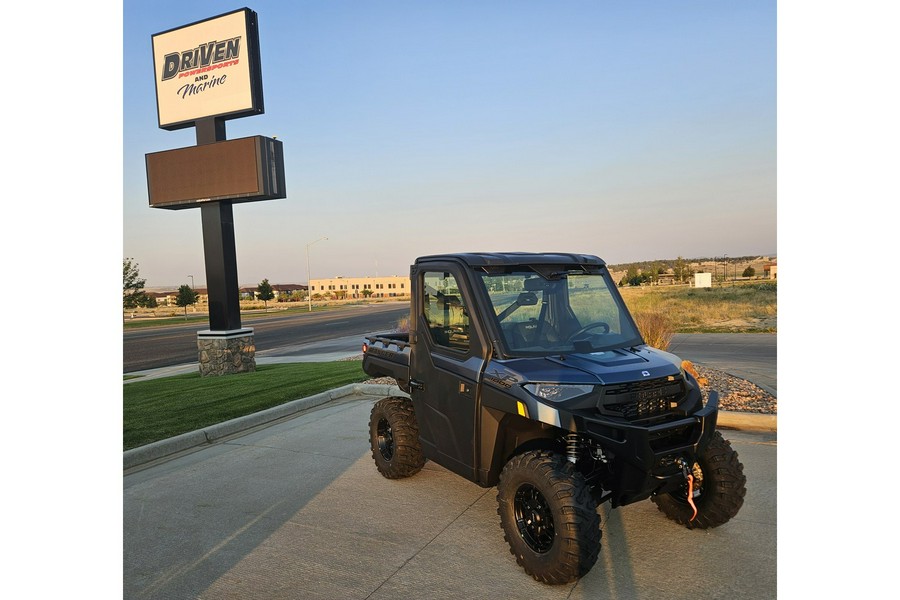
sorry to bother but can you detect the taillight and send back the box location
[362,343,368,354]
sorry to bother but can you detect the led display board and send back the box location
[146,136,285,209]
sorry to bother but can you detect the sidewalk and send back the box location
[124,391,776,599]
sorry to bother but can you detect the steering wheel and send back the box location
[568,321,610,339]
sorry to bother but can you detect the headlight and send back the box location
[524,383,594,403]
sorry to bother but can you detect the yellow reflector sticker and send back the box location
[516,401,528,418]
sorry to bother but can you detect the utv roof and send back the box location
[415,252,607,268]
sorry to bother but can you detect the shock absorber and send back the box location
[565,433,583,464]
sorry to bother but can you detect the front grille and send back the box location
[598,376,685,421]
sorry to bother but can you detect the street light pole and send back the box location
[306,236,328,312]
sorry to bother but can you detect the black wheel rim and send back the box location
[513,484,554,553]
[376,417,394,461]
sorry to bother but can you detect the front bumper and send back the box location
[579,391,720,507]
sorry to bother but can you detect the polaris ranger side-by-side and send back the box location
[362,253,746,584]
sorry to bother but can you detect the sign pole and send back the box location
[192,116,254,374]
[196,117,243,332]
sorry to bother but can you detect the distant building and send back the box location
[309,275,409,299]
[149,288,209,306]
[239,284,307,300]
[763,262,777,279]
[149,285,308,304]
[657,273,676,285]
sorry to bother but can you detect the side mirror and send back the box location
[523,278,546,292]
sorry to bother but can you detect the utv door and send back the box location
[409,266,487,481]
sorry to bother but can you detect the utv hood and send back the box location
[493,345,683,386]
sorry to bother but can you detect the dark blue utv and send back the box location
[362,253,746,585]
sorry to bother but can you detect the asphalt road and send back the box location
[123,302,409,372]
[670,333,776,396]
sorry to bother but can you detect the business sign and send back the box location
[152,8,264,130]
[146,136,285,209]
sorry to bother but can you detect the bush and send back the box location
[632,310,674,350]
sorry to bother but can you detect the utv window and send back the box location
[478,269,643,356]
[422,272,471,351]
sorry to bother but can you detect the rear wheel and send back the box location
[368,397,425,479]
[496,450,600,584]
[652,431,747,529]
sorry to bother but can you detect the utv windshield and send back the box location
[477,268,643,357]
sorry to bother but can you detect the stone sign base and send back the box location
[197,329,256,377]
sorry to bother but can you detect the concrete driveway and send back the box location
[124,393,776,599]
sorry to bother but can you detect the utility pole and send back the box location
[306,236,328,312]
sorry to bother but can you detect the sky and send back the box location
[123,0,776,288]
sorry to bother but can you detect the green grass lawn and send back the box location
[124,362,367,450]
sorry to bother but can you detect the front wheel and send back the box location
[651,430,747,529]
[496,450,601,584]
[368,397,425,479]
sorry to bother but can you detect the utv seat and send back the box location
[502,323,530,349]
[504,320,563,349]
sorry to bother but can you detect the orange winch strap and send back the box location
[686,474,698,522]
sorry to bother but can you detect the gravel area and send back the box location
[693,364,776,415]
[352,356,776,415]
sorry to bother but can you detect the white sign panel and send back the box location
[152,8,263,130]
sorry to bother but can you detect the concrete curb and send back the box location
[124,385,774,470]
[718,410,777,432]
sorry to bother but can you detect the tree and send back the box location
[742,266,756,278]
[674,256,688,283]
[175,284,199,319]
[123,258,153,309]
[622,265,640,286]
[649,262,664,283]
[361,289,374,298]
[257,279,275,311]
